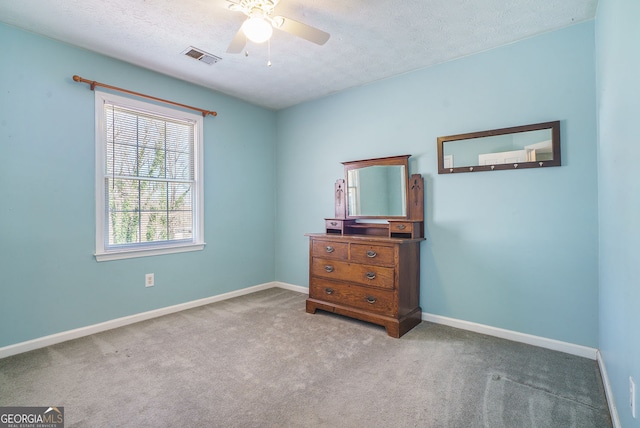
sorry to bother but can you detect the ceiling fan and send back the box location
[226,0,330,53]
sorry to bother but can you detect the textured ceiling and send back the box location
[0,0,597,110]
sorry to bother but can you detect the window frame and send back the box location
[94,90,205,262]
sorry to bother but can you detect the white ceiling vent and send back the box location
[182,47,221,65]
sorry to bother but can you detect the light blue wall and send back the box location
[276,22,598,347]
[0,23,277,347]
[596,0,640,425]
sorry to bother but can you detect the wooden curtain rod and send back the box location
[72,75,217,117]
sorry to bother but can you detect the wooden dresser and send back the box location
[306,155,425,338]
[306,234,422,338]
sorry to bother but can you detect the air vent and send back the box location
[182,47,221,65]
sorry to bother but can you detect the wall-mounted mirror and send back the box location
[437,121,560,174]
[343,155,410,218]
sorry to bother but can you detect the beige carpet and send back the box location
[0,288,612,427]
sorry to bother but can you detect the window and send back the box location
[94,91,204,261]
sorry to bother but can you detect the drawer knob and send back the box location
[366,296,377,304]
[366,250,377,258]
[325,246,335,253]
[397,224,406,230]
[365,272,376,280]
[324,265,334,273]
[325,288,334,295]
[330,221,338,226]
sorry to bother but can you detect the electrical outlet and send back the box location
[631,376,637,418]
[145,273,154,287]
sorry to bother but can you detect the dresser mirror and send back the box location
[343,155,410,218]
[437,121,561,174]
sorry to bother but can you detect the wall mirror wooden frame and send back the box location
[437,121,561,174]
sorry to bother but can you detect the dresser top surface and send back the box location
[305,233,425,244]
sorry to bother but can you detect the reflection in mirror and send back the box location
[347,165,407,217]
[437,121,560,174]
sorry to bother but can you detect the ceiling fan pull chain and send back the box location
[267,39,272,67]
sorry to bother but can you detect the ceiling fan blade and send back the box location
[272,16,330,45]
[226,27,246,53]
[226,1,244,12]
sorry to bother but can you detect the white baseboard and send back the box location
[272,281,309,294]
[597,350,621,428]
[422,312,598,360]
[0,281,281,359]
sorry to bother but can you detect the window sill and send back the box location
[95,243,205,262]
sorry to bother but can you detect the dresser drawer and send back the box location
[347,263,395,289]
[311,240,348,260]
[309,278,396,317]
[311,258,394,290]
[311,258,351,280]
[325,219,343,230]
[350,243,395,266]
[389,222,414,234]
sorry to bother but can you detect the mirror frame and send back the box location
[342,155,410,219]
[437,121,561,174]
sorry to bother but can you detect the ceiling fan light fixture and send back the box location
[242,17,273,43]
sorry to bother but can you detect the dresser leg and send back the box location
[384,308,422,338]
[306,299,318,314]
[385,323,400,338]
